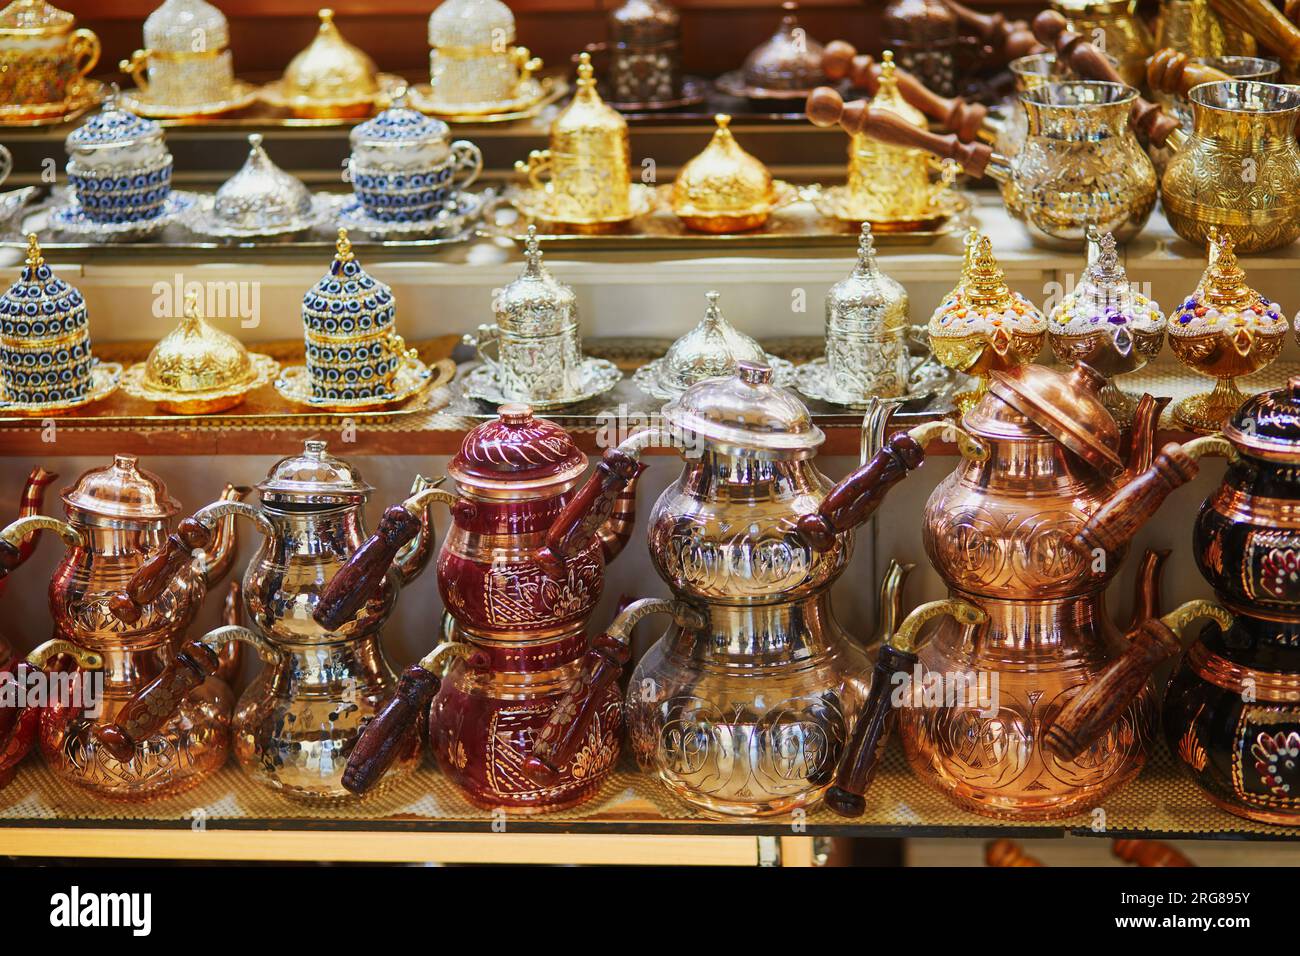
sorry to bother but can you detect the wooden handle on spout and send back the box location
[1041,617,1182,762]
[341,663,440,796]
[807,90,995,175]
[92,640,222,762]
[819,39,989,142]
[522,633,629,787]
[536,449,641,578]
[313,504,424,632]
[1147,48,1233,98]
[1072,443,1201,558]
[108,517,212,625]
[824,644,915,817]
[1032,11,1183,148]
[942,0,1044,60]
[796,433,927,553]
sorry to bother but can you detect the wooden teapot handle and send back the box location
[823,644,915,817]
[313,504,423,632]
[1147,48,1233,98]
[806,90,994,176]
[1072,443,1202,557]
[341,664,440,796]
[93,639,222,762]
[819,39,988,142]
[536,449,641,578]
[1032,11,1183,148]
[108,516,212,625]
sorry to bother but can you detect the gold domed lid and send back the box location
[0,0,74,35]
[671,114,775,219]
[555,51,625,137]
[871,51,926,128]
[142,292,254,396]
[660,290,768,393]
[742,2,826,93]
[62,454,180,521]
[282,8,377,103]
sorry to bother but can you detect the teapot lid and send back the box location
[663,361,823,458]
[1225,376,1300,462]
[281,8,378,102]
[987,363,1123,472]
[257,439,372,503]
[609,0,679,42]
[449,404,587,492]
[62,454,180,520]
[0,0,73,34]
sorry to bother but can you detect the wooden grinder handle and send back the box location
[1147,48,1233,98]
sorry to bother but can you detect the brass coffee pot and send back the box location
[795,365,1183,819]
[0,455,244,799]
[524,364,979,816]
[97,441,439,802]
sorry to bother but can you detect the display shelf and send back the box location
[1,737,1294,866]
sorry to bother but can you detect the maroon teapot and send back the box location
[315,404,642,812]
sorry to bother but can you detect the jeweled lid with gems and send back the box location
[495,225,577,336]
[66,94,164,152]
[450,404,588,492]
[0,0,74,34]
[302,228,395,338]
[428,0,515,48]
[660,291,768,393]
[351,91,451,150]
[1170,232,1285,337]
[827,223,908,335]
[144,0,229,52]
[212,134,313,231]
[1049,230,1164,336]
[929,229,1045,339]
[664,361,824,458]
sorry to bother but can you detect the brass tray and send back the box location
[0,338,457,428]
[446,336,956,426]
[488,184,971,249]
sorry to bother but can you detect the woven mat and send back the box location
[0,740,1293,838]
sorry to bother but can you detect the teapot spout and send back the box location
[1123,393,1169,477]
[392,475,450,585]
[0,468,59,585]
[869,559,915,648]
[1124,548,1170,633]
[594,463,644,565]
[198,484,253,587]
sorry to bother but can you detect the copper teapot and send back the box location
[1051,377,1300,824]
[794,364,1197,819]
[0,455,243,799]
[311,406,642,813]
[523,364,976,816]
[96,441,439,802]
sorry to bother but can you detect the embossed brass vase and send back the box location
[0,455,244,799]
[97,441,439,802]
[1048,229,1165,425]
[0,0,100,123]
[929,230,1046,414]
[528,363,933,817]
[1065,379,1300,824]
[796,364,1173,819]
[1160,81,1300,254]
[309,406,641,812]
[1167,232,1287,432]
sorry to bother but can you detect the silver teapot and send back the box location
[98,440,439,802]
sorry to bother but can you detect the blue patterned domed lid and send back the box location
[66,94,164,152]
[350,91,450,149]
[0,234,87,336]
[302,228,395,335]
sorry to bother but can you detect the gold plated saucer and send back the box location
[122,352,280,415]
[118,80,260,119]
[0,361,120,416]
[0,78,104,127]
[408,76,567,123]
[274,356,453,413]
[511,182,654,233]
[809,184,968,233]
[259,72,405,120]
